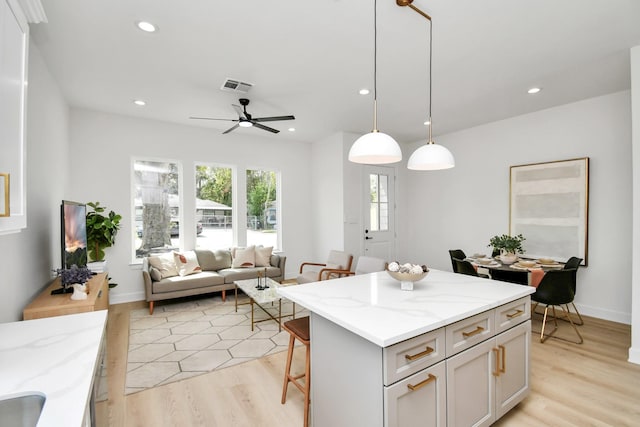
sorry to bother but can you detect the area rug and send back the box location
[125,292,307,395]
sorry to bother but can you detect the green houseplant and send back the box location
[86,201,122,262]
[488,233,526,261]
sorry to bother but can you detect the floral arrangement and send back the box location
[388,261,428,275]
[56,264,94,286]
[488,233,526,254]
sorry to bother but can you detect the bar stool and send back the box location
[281,316,310,427]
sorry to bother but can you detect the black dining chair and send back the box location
[449,250,466,273]
[453,258,479,277]
[531,269,583,344]
[490,268,528,285]
[563,256,584,325]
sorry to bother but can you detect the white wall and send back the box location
[66,110,313,303]
[629,45,640,363]
[399,91,633,323]
[0,42,69,322]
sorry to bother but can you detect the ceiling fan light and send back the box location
[407,143,455,170]
[238,121,253,128]
[348,131,402,164]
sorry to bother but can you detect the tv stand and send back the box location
[23,273,109,320]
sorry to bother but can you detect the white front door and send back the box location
[363,166,396,261]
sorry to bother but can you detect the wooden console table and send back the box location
[23,272,109,320]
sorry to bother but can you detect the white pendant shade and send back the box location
[349,131,402,164]
[407,142,455,170]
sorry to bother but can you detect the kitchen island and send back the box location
[278,269,535,427]
[0,310,107,427]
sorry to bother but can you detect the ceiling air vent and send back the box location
[220,78,253,93]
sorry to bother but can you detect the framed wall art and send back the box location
[0,173,9,217]
[509,158,589,265]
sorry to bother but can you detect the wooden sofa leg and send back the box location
[221,290,226,302]
[149,301,154,315]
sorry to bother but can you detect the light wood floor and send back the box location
[97,301,640,426]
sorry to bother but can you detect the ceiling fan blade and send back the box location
[222,124,240,134]
[252,115,295,123]
[189,116,237,122]
[252,122,280,134]
[232,104,247,119]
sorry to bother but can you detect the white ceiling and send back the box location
[30,0,640,144]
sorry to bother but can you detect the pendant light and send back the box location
[349,0,402,165]
[398,1,455,170]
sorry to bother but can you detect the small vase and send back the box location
[71,283,88,300]
[499,250,517,265]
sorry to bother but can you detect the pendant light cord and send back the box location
[428,17,433,143]
[373,0,378,132]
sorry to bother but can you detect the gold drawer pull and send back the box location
[493,348,500,376]
[506,309,524,319]
[462,326,484,338]
[499,345,506,374]
[405,346,434,361]
[407,374,436,391]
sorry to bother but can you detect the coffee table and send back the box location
[234,277,296,332]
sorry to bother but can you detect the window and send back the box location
[369,173,388,231]
[195,164,233,250]
[246,169,279,249]
[133,160,181,259]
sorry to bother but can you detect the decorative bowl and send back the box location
[518,260,537,268]
[386,269,428,291]
[538,258,555,265]
[476,258,493,265]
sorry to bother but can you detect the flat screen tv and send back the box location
[61,200,88,270]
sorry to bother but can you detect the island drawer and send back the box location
[445,309,495,357]
[383,327,445,386]
[495,296,530,333]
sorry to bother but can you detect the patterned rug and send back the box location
[125,292,306,395]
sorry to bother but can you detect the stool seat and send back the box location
[281,316,311,427]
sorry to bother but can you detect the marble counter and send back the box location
[0,310,108,427]
[278,269,535,347]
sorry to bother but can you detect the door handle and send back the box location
[365,236,373,240]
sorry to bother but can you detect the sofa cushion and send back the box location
[195,249,232,271]
[148,252,179,279]
[151,271,225,294]
[232,246,255,268]
[173,250,202,276]
[255,246,273,267]
[149,266,162,282]
[219,266,281,283]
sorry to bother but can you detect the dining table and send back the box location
[465,254,564,287]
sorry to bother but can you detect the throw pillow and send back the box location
[149,266,162,282]
[148,252,179,279]
[173,250,202,276]
[232,246,256,268]
[255,246,273,267]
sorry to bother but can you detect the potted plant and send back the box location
[86,201,122,262]
[488,234,525,264]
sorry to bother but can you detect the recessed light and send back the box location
[359,89,370,95]
[288,128,296,132]
[136,21,157,33]
[527,87,541,94]
[133,99,146,106]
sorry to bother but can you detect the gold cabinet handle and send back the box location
[493,348,501,376]
[407,374,436,391]
[462,326,484,338]
[506,309,524,319]
[405,346,434,361]
[499,344,506,373]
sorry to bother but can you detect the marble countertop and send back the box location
[0,310,108,427]
[278,269,535,347]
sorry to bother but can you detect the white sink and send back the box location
[0,393,46,427]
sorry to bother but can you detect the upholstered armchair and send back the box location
[297,250,353,284]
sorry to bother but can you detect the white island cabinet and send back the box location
[277,269,535,427]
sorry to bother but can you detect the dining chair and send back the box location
[281,316,311,427]
[453,258,479,277]
[531,269,583,344]
[297,250,353,283]
[344,256,387,276]
[449,249,466,273]
[563,256,584,325]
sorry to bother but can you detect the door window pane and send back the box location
[246,169,279,249]
[134,160,180,258]
[369,173,389,232]
[195,165,233,250]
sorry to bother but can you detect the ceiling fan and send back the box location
[190,98,295,134]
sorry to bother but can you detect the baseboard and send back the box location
[628,347,640,365]
[109,290,145,305]
[574,302,631,324]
